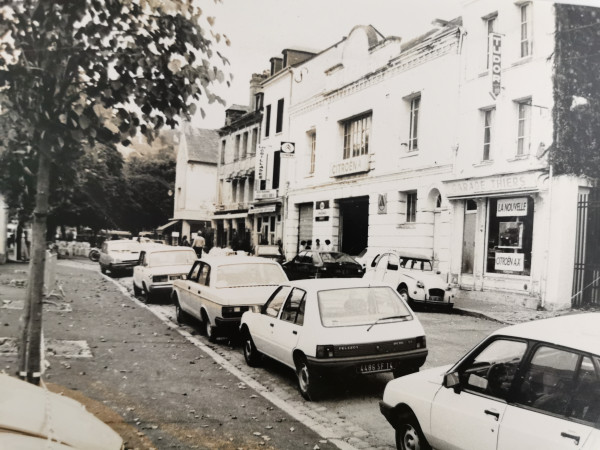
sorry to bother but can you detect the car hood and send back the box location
[414,364,453,384]
[216,285,280,306]
[403,271,446,286]
[0,373,123,450]
[315,318,426,345]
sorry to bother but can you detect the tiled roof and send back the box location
[181,126,219,164]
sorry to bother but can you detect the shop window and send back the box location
[342,112,371,159]
[486,196,533,275]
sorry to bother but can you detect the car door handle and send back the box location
[484,409,500,420]
[188,286,191,290]
[269,323,274,327]
[292,330,297,335]
[560,432,580,445]
[197,290,201,294]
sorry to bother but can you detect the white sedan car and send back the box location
[132,246,197,303]
[240,278,427,401]
[172,255,288,342]
[381,313,600,450]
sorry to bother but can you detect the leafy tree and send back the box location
[552,4,600,178]
[122,145,177,234]
[0,0,228,384]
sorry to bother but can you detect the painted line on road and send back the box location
[101,273,361,450]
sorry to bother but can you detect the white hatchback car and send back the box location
[132,246,197,302]
[381,313,600,450]
[98,239,143,275]
[240,278,427,401]
[171,255,288,342]
[365,250,455,310]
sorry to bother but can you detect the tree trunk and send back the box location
[18,150,51,385]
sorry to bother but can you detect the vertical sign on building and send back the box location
[490,32,502,98]
[257,145,267,180]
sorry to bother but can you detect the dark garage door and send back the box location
[339,196,369,255]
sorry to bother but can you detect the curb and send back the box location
[453,307,513,325]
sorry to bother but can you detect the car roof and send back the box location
[288,278,390,291]
[492,313,600,356]
[381,250,432,260]
[200,255,279,265]
[147,246,194,254]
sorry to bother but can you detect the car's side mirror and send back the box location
[137,251,146,266]
[443,372,461,393]
[387,263,399,271]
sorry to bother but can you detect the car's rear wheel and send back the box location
[295,355,320,401]
[395,417,430,450]
[204,317,217,343]
[243,330,261,367]
[100,265,107,275]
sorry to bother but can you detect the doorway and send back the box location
[338,196,369,255]
[461,199,477,274]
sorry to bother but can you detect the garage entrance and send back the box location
[338,196,369,255]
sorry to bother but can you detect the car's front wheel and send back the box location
[295,356,320,401]
[396,417,430,450]
[243,330,261,367]
[133,282,141,296]
[174,297,188,325]
[142,284,153,304]
[204,317,217,343]
[397,287,413,306]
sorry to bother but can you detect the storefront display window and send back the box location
[486,196,533,275]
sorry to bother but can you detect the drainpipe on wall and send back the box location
[541,164,553,310]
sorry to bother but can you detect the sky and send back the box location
[193,0,463,129]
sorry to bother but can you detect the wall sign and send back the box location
[497,198,528,217]
[254,189,277,200]
[495,252,524,272]
[257,145,267,180]
[281,142,295,157]
[315,200,330,222]
[378,194,387,214]
[330,155,370,177]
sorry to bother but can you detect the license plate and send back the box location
[358,361,395,374]
[429,296,442,301]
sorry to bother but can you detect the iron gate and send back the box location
[572,188,600,307]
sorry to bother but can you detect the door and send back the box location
[372,254,390,282]
[298,203,314,252]
[179,261,202,313]
[497,346,597,450]
[252,286,291,357]
[462,200,477,274]
[430,338,528,450]
[382,253,401,287]
[270,288,305,367]
[339,196,369,255]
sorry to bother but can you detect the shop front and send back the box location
[249,202,282,247]
[445,170,549,303]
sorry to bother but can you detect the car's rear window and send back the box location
[149,250,196,266]
[320,252,356,264]
[317,287,412,327]
[215,263,287,288]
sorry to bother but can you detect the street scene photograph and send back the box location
[1,0,600,449]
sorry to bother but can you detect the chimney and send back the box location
[249,72,267,110]
[270,57,283,76]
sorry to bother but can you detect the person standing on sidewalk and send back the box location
[192,232,205,258]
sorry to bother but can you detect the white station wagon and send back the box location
[132,246,197,302]
[172,255,288,341]
[381,313,600,450]
[365,250,455,310]
[240,278,427,401]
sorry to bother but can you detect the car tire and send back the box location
[243,330,261,367]
[174,297,188,325]
[133,282,141,296]
[393,366,419,379]
[142,284,152,304]
[204,318,217,343]
[296,356,320,401]
[395,416,431,450]
[397,287,413,306]
[100,265,107,275]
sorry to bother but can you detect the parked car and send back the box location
[353,247,380,270]
[0,373,123,449]
[132,246,197,303]
[255,244,286,265]
[282,250,363,280]
[380,313,600,450]
[240,278,427,401]
[364,250,455,310]
[171,255,288,341]
[98,239,143,275]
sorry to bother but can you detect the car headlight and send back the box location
[446,284,453,291]
[153,275,168,283]
[416,281,425,289]
[316,345,335,358]
[113,258,121,264]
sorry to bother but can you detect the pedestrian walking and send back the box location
[181,236,190,247]
[192,232,206,258]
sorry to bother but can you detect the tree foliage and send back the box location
[551,4,600,179]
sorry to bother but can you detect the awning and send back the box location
[156,220,179,231]
[212,212,248,220]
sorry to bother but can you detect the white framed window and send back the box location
[482,108,495,161]
[220,140,226,164]
[516,99,532,156]
[520,3,531,58]
[485,14,497,69]
[408,95,420,151]
[342,113,371,159]
[308,131,316,174]
[234,134,240,161]
[406,191,417,223]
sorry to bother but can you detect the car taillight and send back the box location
[416,336,426,349]
[316,345,335,358]
[153,275,168,282]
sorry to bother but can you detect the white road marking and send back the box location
[101,272,364,450]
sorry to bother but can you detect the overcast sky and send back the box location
[193,0,463,129]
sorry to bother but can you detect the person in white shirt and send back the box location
[323,239,332,251]
[192,233,206,258]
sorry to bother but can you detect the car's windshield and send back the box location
[318,286,412,327]
[320,252,356,264]
[109,242,141,252]
[215,263,287,288]
[148,250,196,267]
